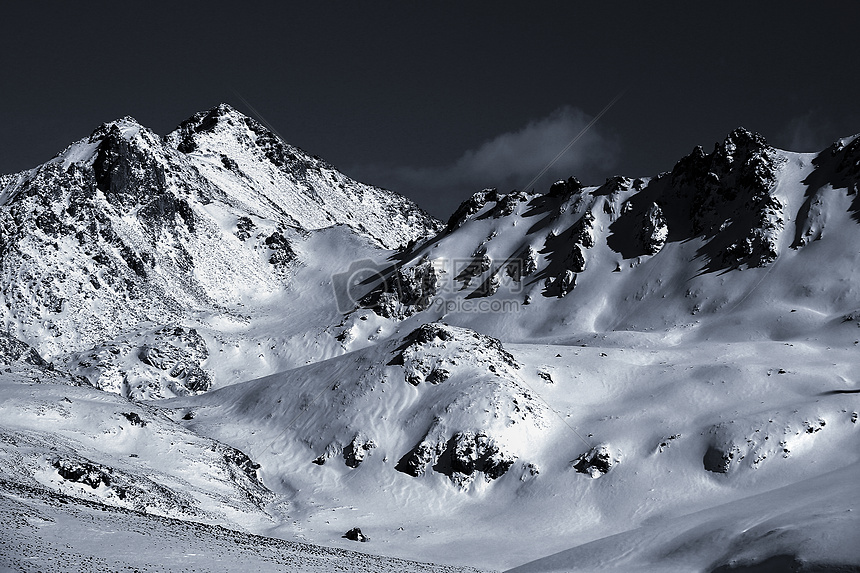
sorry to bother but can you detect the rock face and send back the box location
[663,128,785,269]
[343,527,369,542]
[446,189,497,231]
[435,431,515,481]
[542,207,592,298]
[639,202,668,255]
[703,444,735,474]
[343,435,377,468]
[0,332,47,367]
[792,134,860,247]
[362,259,439,318]
[572,445,616,478]
[63,325,213,399]
[599,128,786,268]
[548,176,583,198]
[46,445,264,514]
[391,323,519,387]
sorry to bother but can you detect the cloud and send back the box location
[778,110,837,152]
[349,106,619,219]
[450,106,617,187]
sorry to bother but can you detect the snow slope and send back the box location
[507,461,860,572]
[163,322,860,570]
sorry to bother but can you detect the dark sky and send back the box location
[2,2,858,219]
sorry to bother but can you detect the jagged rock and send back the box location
[570,210,596,249]
[841,309,860,325]
[563,244,587,274]
[264,230,296,267]
[548,176,583,197]
[91,122,170,212]
[507,246,538,282]
[64,325,212,399]
[361,259,438,319]
[594,176,632,197]
[792,135,860,248]
[446,189,498,230]
[490,191,530,218]
[234,216,255,241]
[215,443,262,482]
[669,128,785,269]
[398,430,516,484]
[396,437,445,477]
[703,444,737,474]
[572,445,616,478]
[424,368,451,384]
[120,412,147,427]
[0,332,47,367]
[640,202,668,255]
[52,457,114,490]
[455,247,492,287]
[545,270,576,297]
[437,431,516,481]
[395,260,439,307]
[392,323,519,386]
[343,435,376,468]
[138,344,185,371]
[49,455,201,513]
[343,527,369,542]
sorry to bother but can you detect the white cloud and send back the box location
[449,106,615,186]
[350,106,619,218]
[779,110,837,152]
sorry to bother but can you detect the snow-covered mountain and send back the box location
[0,104,440,366]
[2,121,859,572]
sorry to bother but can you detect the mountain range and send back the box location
[1,104,858,572]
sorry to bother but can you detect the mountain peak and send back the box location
[167,103,285,156]
[164,105,442,247]
[716,126,770,162]
[87,116,147,143]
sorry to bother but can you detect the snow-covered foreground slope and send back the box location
[0,481,490,573]
[0,365,273,528]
